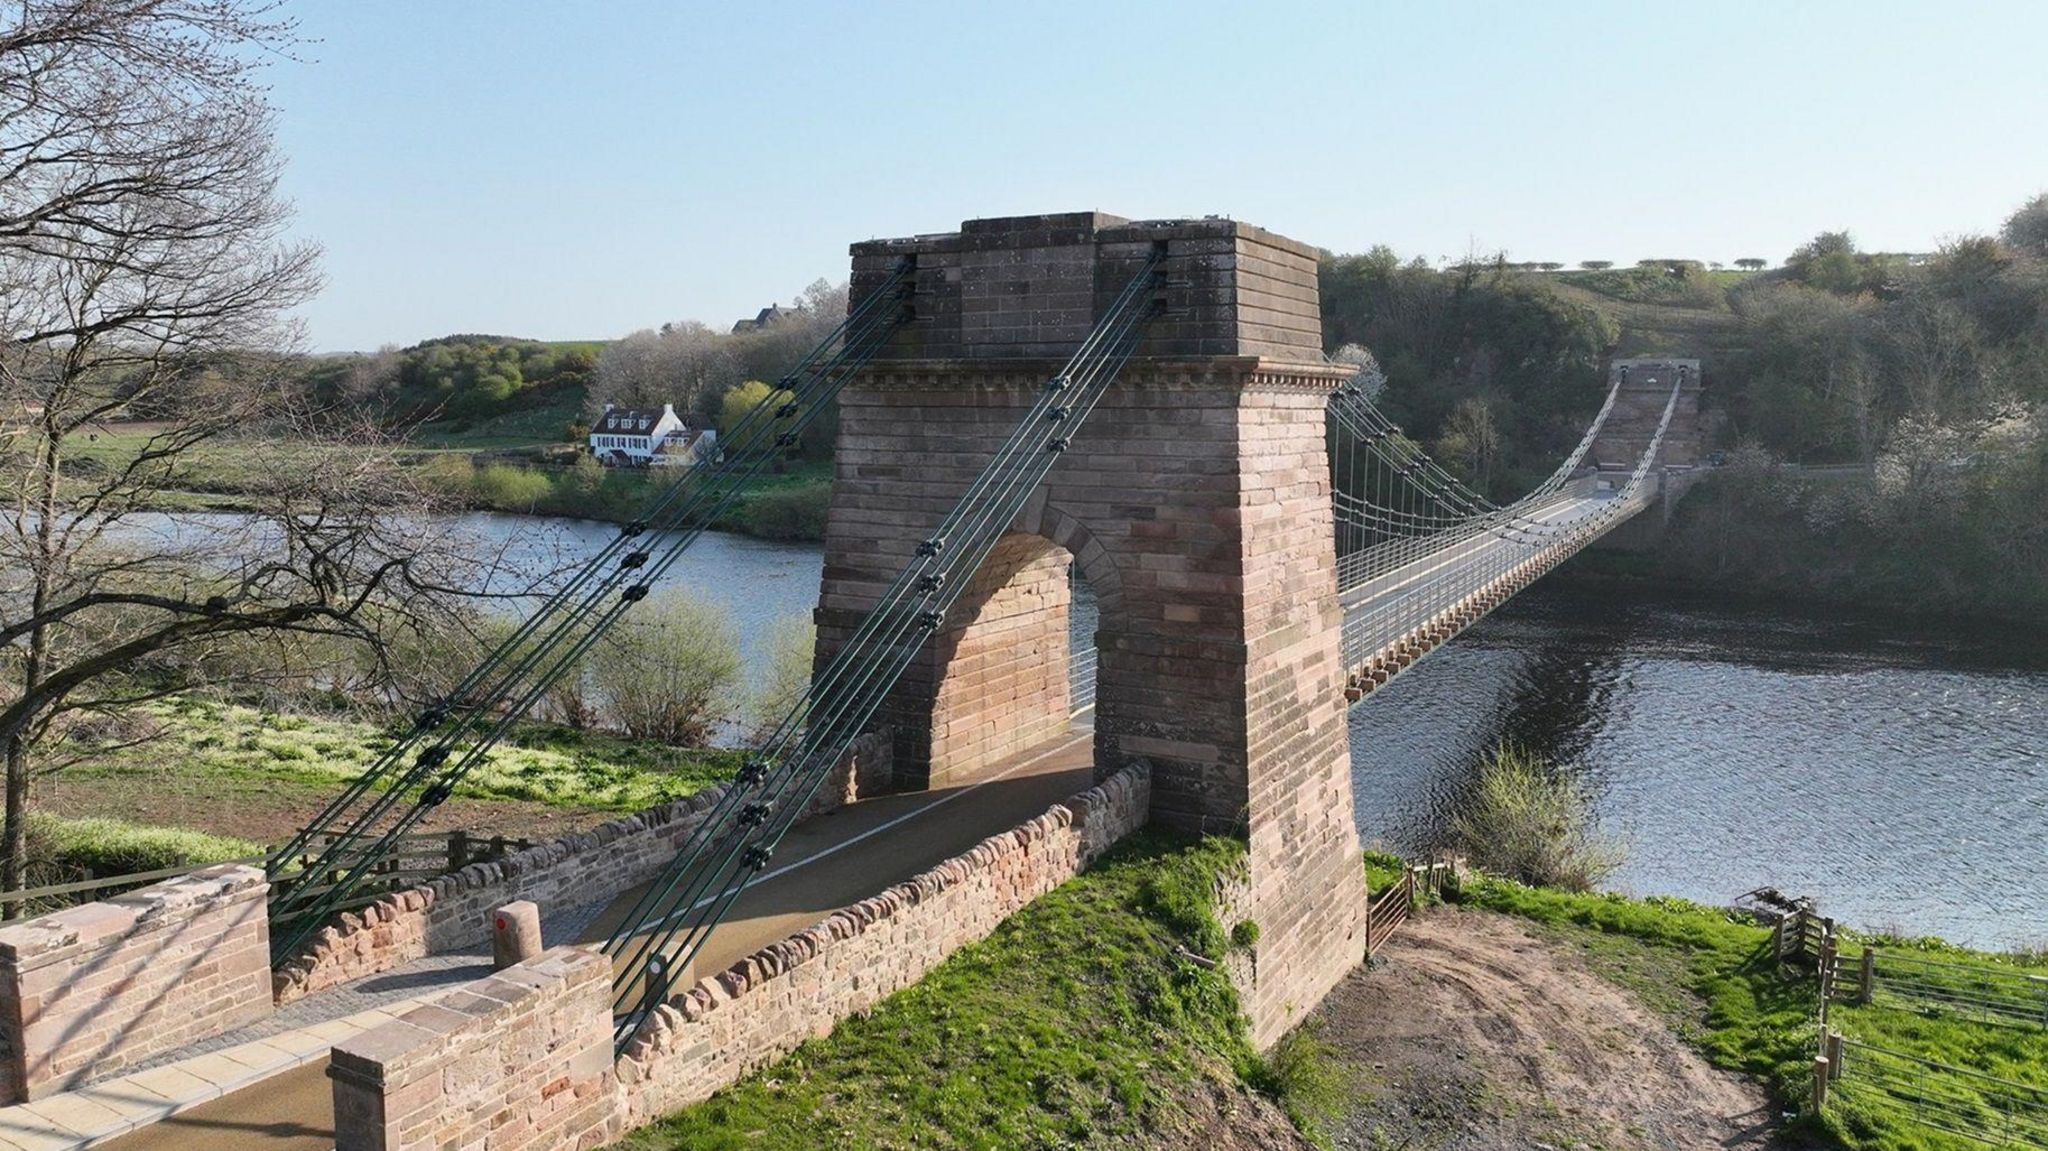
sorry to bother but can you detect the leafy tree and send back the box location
[1787,231,1868,295]
[1579,260,1612,270]
[1735,258,1768,271]
[719,380,799,454]
[2001,192,2048,258]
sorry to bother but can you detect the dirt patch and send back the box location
[1314,907,1796,1150]
[1143,1077,1313,1151]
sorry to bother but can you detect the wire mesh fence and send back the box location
[1831,1036,2048,1148]
[1866,950,2048,1030]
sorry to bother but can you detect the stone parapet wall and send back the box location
[0,864,271,1102]
[329,946,615,1151]
[275,734,890,1005]
[322,764,1152,1147]
[615,762,1151,1122]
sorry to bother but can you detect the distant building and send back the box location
[730,304,791,334]
[589,403,711,467]
[650,427,718,469]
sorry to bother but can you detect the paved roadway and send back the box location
[100,728,1098,1151]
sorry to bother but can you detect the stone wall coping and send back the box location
[274,782,733,978]
[330,945,607,1090]
[0,864,266,971]
[849,214,1318,261]
[624,762,1150,1056]
[850,357,1354,392]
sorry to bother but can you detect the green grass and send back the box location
[413,395,588,449]
[26,813,261,878]
[1552,266,1753,308]
[621,833,1295,1151]
[1459,875,2048,1150]
[1362,848,1405,894]
[72,695,740,820]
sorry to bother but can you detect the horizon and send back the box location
[268,1,2048,353]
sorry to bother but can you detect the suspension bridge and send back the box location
[0,213,1700,1151]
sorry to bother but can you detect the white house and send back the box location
[589,403,693,467]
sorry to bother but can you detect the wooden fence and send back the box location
[1365,861,1456,956]
[1784,908,2048,1032]
[0,828,532,917]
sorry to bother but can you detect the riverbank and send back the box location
[619,846,2041,1150]
[70,424,837,542]
[1584,462,2048,628]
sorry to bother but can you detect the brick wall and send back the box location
[614,763,1151,1122]
[329,946,616,1151]
[0,864,271,1102]
[275,734,890,1005]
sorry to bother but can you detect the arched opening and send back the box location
[908,530,1104,789]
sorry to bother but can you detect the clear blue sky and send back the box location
[267,1,2048,352]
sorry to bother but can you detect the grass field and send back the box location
[619,833,1313,1151]
[63,410,838,540]
[46,695,741,848]
[1461,875,2048,1150]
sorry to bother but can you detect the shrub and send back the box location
[588,588,743,744]
[470,462,554,508]
[734,483,831,540]
[1229,918,1260,949]
[1447,742,1623,891]
[747,613,816,738]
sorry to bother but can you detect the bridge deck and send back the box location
[95,727,1097,1151]
[1339,490,1626,679]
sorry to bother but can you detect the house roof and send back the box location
[730,304,790,334]
[595,407,675,434]
[654,429,713,454]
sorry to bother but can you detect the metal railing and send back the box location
[1820,1032,2048,1147]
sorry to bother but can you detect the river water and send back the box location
[121,511,2046,949]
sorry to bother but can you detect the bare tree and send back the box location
[0,1,501,900]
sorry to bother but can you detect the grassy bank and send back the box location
[622,833,1316,1151]
[49,695,741,848]
[1459,876,2048,1150]
[68,421,837,542]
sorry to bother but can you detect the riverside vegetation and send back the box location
[620,742,2042,1151]
[22,590,816,897]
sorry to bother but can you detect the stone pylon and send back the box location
[815,213,1367,1046]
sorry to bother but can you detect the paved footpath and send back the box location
[33,729,1097,1151]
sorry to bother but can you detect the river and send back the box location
[120,511,2046,949]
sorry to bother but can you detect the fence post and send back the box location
[448,829,470,872]
[1812,1054,1830,1114]
[1825,1031,1844,1083]
[1859,948,1876,1005]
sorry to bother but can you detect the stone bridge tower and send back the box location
[816,212,1365,1045]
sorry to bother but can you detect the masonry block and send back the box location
[329,945,618,1151]
[0,864,272,1102]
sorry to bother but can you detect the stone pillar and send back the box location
[814,213,1369,1046]
[0,864,271,1102]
